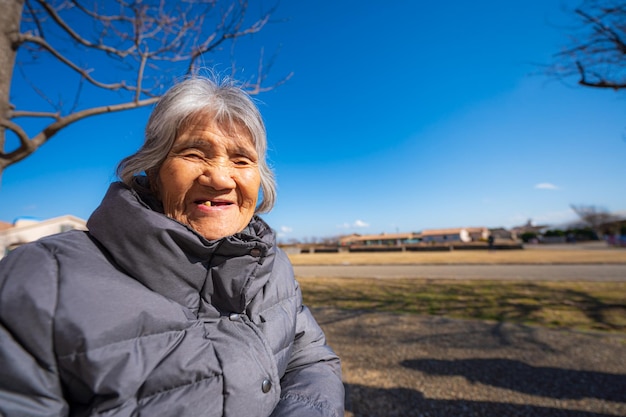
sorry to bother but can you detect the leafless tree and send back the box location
[549,0,626,90]
[570,204,618,233]
[0,0,291,178]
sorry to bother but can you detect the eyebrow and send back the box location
[171,138,257,158]
[171,138,208,148]
[230,144,258,159]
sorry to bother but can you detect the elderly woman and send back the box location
[0,77,344,416]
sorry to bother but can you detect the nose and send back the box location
[197,161,236,190]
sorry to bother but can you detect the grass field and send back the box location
[292,245,626,333]
[288,245,626,266]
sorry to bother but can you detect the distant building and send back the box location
[420,227,489,243]
[0,215,87,259]
[488,227,517,241]
[339,232,421,247]
[338,227,489,247]
[510,219,549,236]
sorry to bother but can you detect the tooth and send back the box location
[204,201,212,207]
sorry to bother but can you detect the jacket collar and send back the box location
[87,181,276,317]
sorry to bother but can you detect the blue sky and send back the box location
[2,0,625,241]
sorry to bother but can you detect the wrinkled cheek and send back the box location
[160,189,187,222]
[156,162,193,222]
[242,171,261,208]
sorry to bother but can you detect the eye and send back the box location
[175,148,205,160]
[232,157,254,167]
[231,149,257,166]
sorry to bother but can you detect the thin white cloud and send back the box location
[280,226,293,233]
[534,183,559,190]
[336,219,370,229]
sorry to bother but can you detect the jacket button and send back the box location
[250,248,262,257]
[229,313,241,321]
[261,378,272,393]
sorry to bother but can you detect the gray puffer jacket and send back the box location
[0,182,344,417]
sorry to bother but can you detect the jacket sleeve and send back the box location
[270,253,344,417]
[0,244,69,417]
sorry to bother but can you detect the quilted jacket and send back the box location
[0,182,344,416]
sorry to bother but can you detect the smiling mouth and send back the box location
[197,200,233,207]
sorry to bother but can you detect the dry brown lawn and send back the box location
[287,246,626,266]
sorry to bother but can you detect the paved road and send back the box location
[294,264,626,281]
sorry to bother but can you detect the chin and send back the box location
[198,227,238,240]
[191,218,250,240]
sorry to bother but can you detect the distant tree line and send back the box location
[521,204,625,243]
[521,227,600,243]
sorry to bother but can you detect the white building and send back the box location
[0,215,87,259]
[420,227,489,243]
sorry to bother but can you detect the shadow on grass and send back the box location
[302,279,626,332]
[401,358,626,402]
[344,383,620,417]
[311,306,625,416]
[398,320,561,353]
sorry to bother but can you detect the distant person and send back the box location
[488,234,495,251]
[0,76,344,416]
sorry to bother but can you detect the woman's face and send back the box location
[155,118,261,240]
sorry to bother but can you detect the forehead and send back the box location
[175,114,254,148]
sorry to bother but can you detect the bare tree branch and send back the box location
[16,62,60,112]
[570,204,619,233]
[0,0,290,177]
[0,97,160,169]
[17,32,141,93]
[576,60,626,88]
[34,0,135,57]
[0,119,32,153]
[9,110,61,119]
[245,47,294,95]
[548,0,626,91]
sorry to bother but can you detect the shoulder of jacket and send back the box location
[0,230,99,289]
[36,229,94,250]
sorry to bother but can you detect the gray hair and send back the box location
[117,76,276,213]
